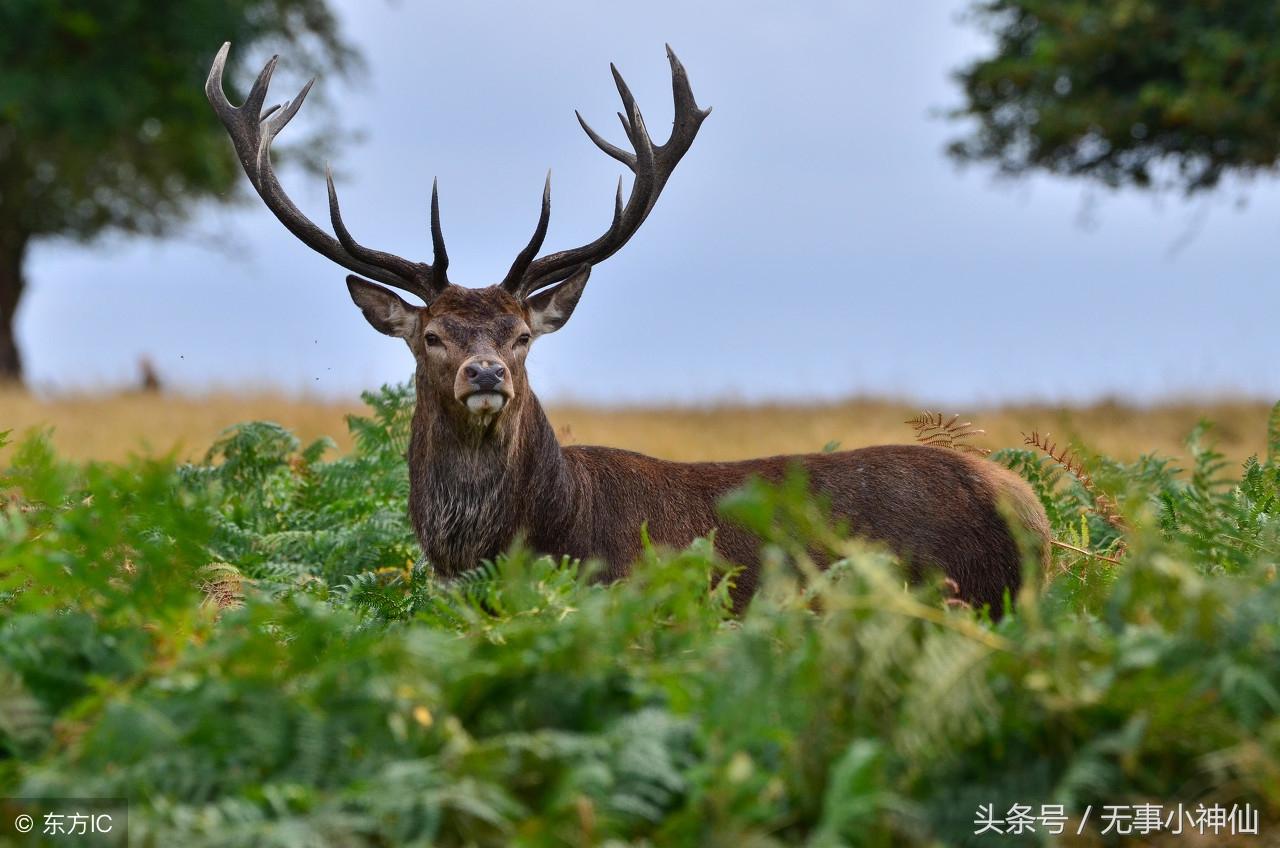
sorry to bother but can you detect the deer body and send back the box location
[408,357,1047,612]
[207,43,1050,614]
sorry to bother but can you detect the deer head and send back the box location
[206,43,709,428]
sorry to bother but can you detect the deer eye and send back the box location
[514,333,531,347]
[424,332,442,347]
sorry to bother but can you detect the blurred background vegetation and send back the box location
[950,0,1280,192]
[0,387,1272,469]
[0,0,358,383]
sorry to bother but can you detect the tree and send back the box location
[0,1,359,383]
[949,1,1280,194]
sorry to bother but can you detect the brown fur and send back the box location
[386,286,1051,616]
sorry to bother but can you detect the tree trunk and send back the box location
[0,231,29,385]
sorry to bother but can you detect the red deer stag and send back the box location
[207,43,1049,614]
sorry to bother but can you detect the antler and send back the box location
[206,42,445,302]
[501,45,711,297]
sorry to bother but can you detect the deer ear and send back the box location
[526,264,590,337]
[346,275,417,338]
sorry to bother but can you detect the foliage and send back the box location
[0,0,359,381]
[2,388,1279,846]
[950,0,1280,193]
[0,0,357,241]
[177,383,418,592]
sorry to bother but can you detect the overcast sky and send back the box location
[19,0,1280,405]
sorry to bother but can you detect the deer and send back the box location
[206,43,1050,615]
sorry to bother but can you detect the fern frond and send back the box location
[906,411,990,456]
[1023,430,1129,539]
[896,631,998,763]
[199,562,245,611]
[0,662,50,755]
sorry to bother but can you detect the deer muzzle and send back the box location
[456,357,512,416]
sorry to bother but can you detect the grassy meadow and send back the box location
[0,386,1273,466]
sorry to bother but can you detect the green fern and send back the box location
[4,389,1280,845]
[0,662,49,756]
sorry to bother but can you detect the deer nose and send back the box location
[465,361,505,391]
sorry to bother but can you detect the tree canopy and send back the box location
[949,0,1280,194]
[0,0,359,381]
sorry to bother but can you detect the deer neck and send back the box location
[407,371,573,575]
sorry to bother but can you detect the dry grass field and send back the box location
[1,387,1273,468]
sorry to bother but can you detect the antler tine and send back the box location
[609,65,655,171]
[206,42,441,302]
[500,172,552,294]
[242,55,279,135]
[430,179,448,283]
[664,43,713,155]
[258,77,315,173]
[324,169,438,300]
[576,110,635,169]
[516,46,711,296]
